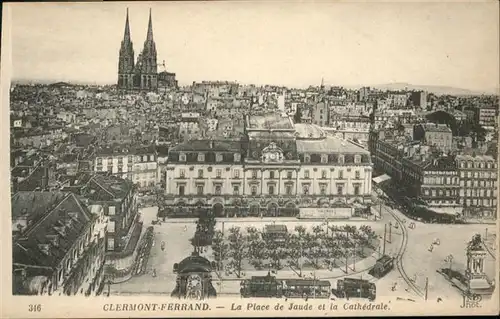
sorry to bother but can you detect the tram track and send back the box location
[385,206,424,299]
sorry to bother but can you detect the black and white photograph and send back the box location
[1,1,498,317]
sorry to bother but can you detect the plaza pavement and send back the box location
[110,206,403,296]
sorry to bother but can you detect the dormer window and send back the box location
[338,155,345,164]
[354,155,361,164]
[304,154,311,163]
[179,153,186,162]
[38,244,51,255]
[234,153,241,162]
[198,153,205,162]
[216,153,223,162]
[321,155,328,164]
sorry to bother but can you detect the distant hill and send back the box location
[371,82,497,96]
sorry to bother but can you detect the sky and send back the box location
[6,1,500,91]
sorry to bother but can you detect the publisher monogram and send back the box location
[460,294,482,309]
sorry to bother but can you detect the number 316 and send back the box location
[28,304,42,312]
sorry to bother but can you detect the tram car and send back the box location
[332,278,376,301]
[368,255,395,278]
[282,279,331,299]
[240,275,332,299]
[171,252,217,299]
[240,274,284,298]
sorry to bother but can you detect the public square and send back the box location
[110,203,497,303]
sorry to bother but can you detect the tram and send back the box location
[240,275,331,299]
[369,255,395,278]
[332,278,376,301]
[282,279,331,299]
[171,252,217,299]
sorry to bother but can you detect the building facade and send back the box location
[93,144,158,190]
[455,154,497,218]
[414,123,453,153]
[165,114,372,218]
[12,192,107,296]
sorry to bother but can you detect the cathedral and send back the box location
[118,9,175,91]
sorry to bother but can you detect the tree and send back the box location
[323,234,342,271]
[263,233,287,271]
[285,226,307,276]
[293,107,302,124]
[227,227,247,278]
[153,187,166,220]
[304,228,325,269]
[245,227,266,269]
[286,233,304,277]
[211,230,229,271]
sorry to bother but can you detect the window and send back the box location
[197,185,204,195]
[108,206,116,216]
[150,155,154,161]
[304,170,310,179]
[234,169,240,178]
[302,185,309,195]
[354,184,360,195]
[179,153,186,162]
[320,184,327,195]
[179,185,185,196]
[321,155,328,163]
[143,155,147,162]
[118,156,123,164]
[354,155,361,164]
[198,169,204,178]
[338,170,344,179]
[338,155,344,164]
[198,153,205,162]
[355,171,360,179]
[321,170,327,179]
[233,185,240,195]
[128,155,133,163]
[287,171,293,179]
[215,185,222,195]
[252,170,258,179]
[216,153,223,162]
[179,169,186,178]
[269,171,275,179]
[304,154,311,163]
[216,169,222,178]
[108,221,116,233]
[268,185,275,195]
[286,185,293,195]
[107,238,115,251]
[251,186,258,196]
[337,184,343,195]
[97,158,102,165]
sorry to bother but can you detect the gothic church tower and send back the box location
[118,8,135,89]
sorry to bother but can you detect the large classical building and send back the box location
[164,113,373,219]
[117,9,176,91]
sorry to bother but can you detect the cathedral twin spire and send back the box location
[118,8,158,90]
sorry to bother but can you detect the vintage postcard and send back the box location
[1,1,499,318]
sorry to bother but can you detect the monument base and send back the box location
[468,278,495,295]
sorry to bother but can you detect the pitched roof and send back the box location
[169,140,241,153]
[12,192,93,269]
[296,136,369,154]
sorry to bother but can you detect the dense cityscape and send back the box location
[9,8,498,303]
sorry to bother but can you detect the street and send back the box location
[109,202,496,302]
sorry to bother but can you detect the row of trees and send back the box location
[212,224,378,278]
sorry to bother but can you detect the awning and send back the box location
[373,174,391,184]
